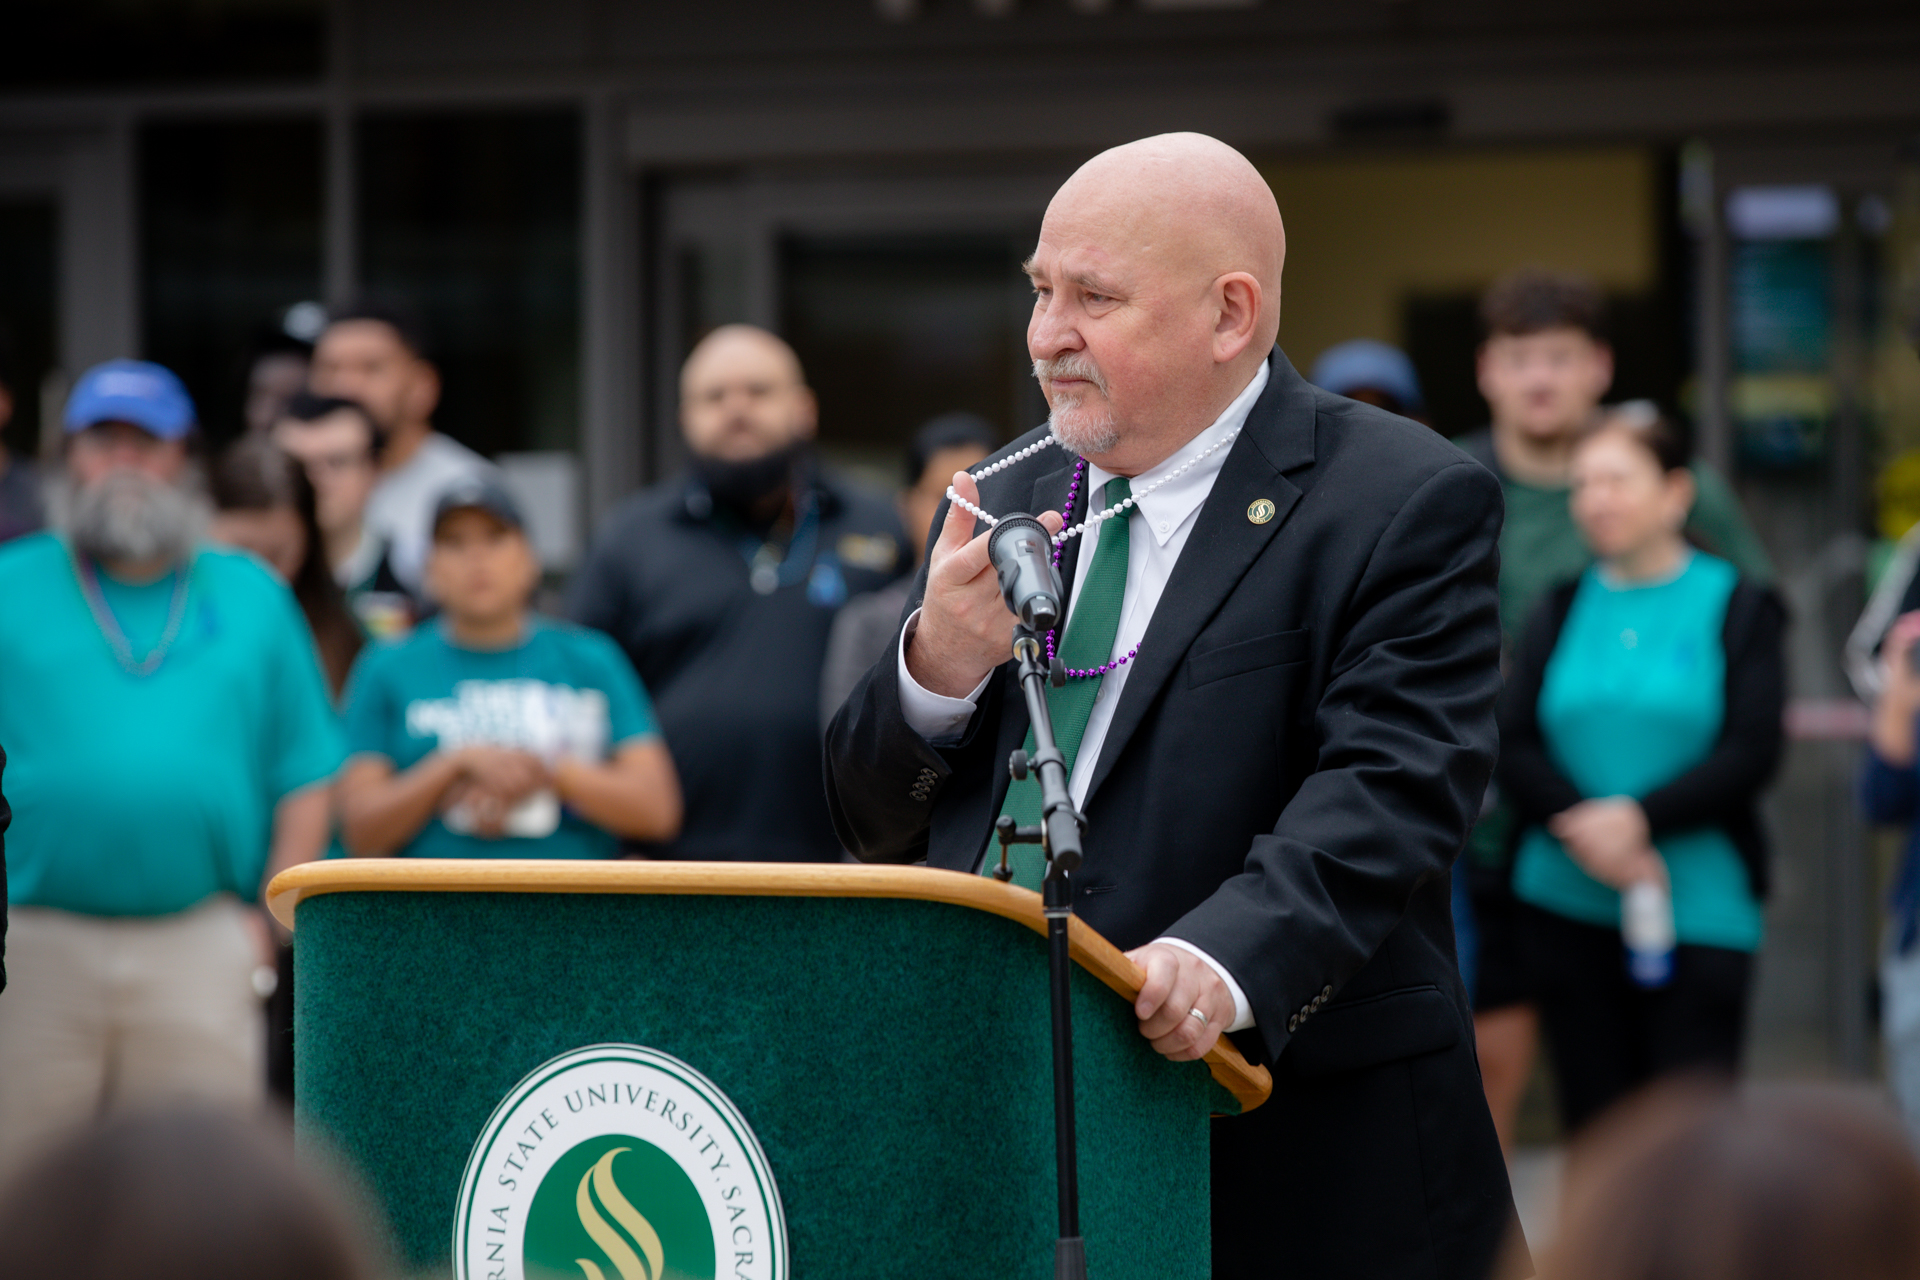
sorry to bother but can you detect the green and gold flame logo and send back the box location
[573,1149,665,1280]
[524,1137,716,1280]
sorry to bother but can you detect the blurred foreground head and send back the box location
[1545,1083,1920,1280]
[0,1109,379,1280]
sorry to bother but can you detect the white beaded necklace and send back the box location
[945,428,1240,548]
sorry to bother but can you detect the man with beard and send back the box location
[825,135,1517,1277]
[309,301,499,600]
[1452,269,1773,1153]
[569,325,906,861]
[0,361,343,1174]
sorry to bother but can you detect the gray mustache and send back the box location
[1032,355,1109,396]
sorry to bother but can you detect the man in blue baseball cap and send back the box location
[42,360,206,576]
[0,359,345,1173]
[1309,338,1428,423]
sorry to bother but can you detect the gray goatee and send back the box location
[51,469,208,567]
[1034,353,1121,456]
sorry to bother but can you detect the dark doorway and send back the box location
[358,111,581,459]
[140,118,324,447]
[780,232,1045,481]
[0,200,58,458]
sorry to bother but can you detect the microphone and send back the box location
[988,513,1064,633]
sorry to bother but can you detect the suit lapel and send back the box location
[1080,349,1319,807]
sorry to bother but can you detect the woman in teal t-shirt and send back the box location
[338,481,682,859]
[1497,412,1785,1133]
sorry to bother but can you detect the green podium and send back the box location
[268,861,1270,1280]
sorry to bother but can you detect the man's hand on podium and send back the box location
[1125,942,1233,1061]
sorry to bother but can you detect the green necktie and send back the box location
[987,477,1133,889]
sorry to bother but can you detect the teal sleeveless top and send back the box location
[1512,552,1763,952]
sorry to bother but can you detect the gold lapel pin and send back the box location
[1247,498,1277,525]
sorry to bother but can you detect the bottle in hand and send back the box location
[1622,879,1676,989]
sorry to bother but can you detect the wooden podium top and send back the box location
[267,858,1271,1110]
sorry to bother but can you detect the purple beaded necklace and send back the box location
[1045,457,1142,680]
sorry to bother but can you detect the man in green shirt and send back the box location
[0,361,345,1174]
[1456,270,1774,648]
[1451,269,1774,1149]
[338,480,681,859]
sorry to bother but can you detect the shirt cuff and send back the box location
[1153,937,1255,1033]
[895,608,991,746]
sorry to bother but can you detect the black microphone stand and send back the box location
[992,623,1088,1280]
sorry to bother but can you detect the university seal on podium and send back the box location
[454,1044,788,1280]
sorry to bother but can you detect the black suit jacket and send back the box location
[825,351,1520,1279]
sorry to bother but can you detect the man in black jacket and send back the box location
[824,133,1518,1278]
[572,325,906,861]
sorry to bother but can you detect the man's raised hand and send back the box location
[904,469,1062,698]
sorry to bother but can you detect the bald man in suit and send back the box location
[825,134,1521,1278]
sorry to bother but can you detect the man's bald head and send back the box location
[1050,133,1285,328]
[679,324,817,464]
[681,325,804,397]
[1026,133,1286,475]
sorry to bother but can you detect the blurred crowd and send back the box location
[2,259,1920,1277]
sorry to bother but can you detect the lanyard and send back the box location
[739,491,822,596]
[73,552,192,678]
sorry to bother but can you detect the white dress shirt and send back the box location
[896,361,1270,1032]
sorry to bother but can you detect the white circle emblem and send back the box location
[453,1044,788,1280]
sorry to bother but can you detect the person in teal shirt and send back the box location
[1497,410,1785,1133]
[339,479,681,859]
[0,360,345,1172]
[1450,268,1776,1152]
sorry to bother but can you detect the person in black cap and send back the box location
[568,325,907,862]
[337,479,681,860]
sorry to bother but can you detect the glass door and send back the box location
[1706,139,1920,1080]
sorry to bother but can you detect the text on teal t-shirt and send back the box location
[1512,553,1765,951]
[0,534,347,916]
[341,617,659,860]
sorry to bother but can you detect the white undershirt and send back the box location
[363,432,500,595]
[896,361,1269,1031]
